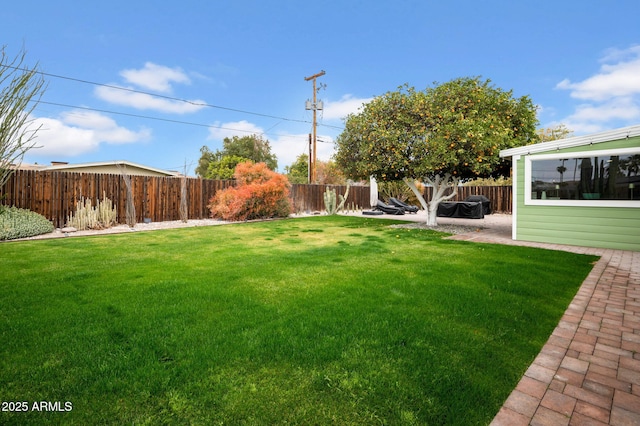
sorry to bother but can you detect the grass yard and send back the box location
[0,216,598,425]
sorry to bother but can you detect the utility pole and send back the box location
[308,133,312,183]
[304,70,325,183]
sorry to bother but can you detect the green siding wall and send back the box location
[514,136,640,251]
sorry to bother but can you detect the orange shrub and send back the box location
[208,162,293,221]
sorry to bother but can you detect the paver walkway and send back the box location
[444,217,640,425]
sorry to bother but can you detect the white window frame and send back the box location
[524,147,640,208]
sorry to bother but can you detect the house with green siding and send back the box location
[500,125,640,251]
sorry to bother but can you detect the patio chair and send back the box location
[389,197,419,213]
[374,200,405,215]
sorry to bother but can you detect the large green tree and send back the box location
[284,153,309,184]
[196,134,278,178]
[195,146,216,177]
[335,77,538,225]
[0,46,46,190]
[284,154,346,184]
[207,154,250,180]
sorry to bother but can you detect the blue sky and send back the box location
[2,1,639,175]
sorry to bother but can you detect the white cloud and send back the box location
[269,133,309,170]
[558,99,640,135]
[207,120,264,141]
[556,45,640,101]
[567,98,640,123]
[557,63,640,102]
[94,62,207,114]
[270,133,335,171]
[321,95,372,121]
[554,45,640,133]
[30,117,100,156]
[29,110,151,157]
[95,85,206,114]
[600,45,640,64]
[313,134,335,162]
[120,62,191,93]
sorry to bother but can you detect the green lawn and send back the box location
[0,216,597,425]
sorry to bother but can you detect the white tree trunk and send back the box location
[426,204,439,227]
[404,174,459,226]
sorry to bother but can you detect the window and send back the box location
[525,148,640,207]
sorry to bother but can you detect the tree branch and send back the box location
[0,46,47,190]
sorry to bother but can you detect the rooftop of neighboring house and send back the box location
[12,160,183,177]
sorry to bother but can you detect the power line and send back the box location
[3,63,344,130]
[39,101,210,129]
[35,101,321,142]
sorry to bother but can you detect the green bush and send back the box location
[0,206,55,240]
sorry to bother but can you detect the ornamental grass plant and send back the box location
[0,216,597,425]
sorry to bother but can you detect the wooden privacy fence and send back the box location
[1,170,512,228]
[1,170,236,228]
[289,184,369,213]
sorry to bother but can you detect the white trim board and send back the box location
[500,124,640,158]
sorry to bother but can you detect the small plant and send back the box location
[324,188,337,214]
[0,206,54,240]
[323,185,350,215]
[66,192,118,230]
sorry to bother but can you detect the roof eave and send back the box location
[500,124,640,158]
[45,160,180,176]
